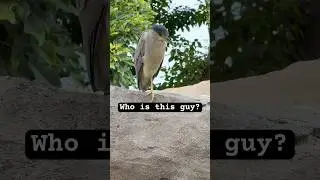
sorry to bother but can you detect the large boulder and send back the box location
[211,103,320,180]
[212,59,320,108]
[110,86,210,180]
[0,76,109,180]
[211,59,320,180]
[0,76,211,180]
[1,59,320,179]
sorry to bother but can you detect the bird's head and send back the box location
[152,24,169,42]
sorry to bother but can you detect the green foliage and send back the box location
[152,0,209,35]
[0,0,83,86]
[211,0,304,82]
[151,0,210,90]
[110,0,156,88]
[110,0,209,89]
[0,0,210,90]
[159,35,208,89]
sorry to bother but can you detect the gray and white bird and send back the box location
[133,24,169,101]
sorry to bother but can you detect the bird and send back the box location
[133,24,169,101]
[79,0,108,95]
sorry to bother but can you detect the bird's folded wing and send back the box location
[153,58,164,79]
[133,32,146,88]
[79,0,108,92]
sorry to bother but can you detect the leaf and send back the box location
[110,61,115,69]
[28,58,61,87]
[14,2,30,21]
[0,2,17,24]
[32,42,51,64]
[56,45,79,59]
[28,62,51,85]
[197,41,202,48]
[48,0,79,16]
[24,14,46,46]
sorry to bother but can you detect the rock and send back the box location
[211,59,320,180]
[0,76,109,180]
[212,59,320,108]
[161,80,210,98]
[1,59,320,180]
[211,103,320,180]
[0,77,211,180]
[110,86,210,180]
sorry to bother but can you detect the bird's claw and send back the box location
[150,92,155,102]
[146,91,155,102]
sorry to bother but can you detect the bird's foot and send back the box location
[146,90,155,102]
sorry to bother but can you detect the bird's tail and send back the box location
[138,79,150,92]
[138,71,151,91]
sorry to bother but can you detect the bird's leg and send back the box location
[150,79,155,102]
[146,78,155,102]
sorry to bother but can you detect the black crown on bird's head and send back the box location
[152,24,169,39]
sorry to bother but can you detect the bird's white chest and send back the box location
[152,40,166,54]
[143,33,167,77]
[146,38,166,59]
